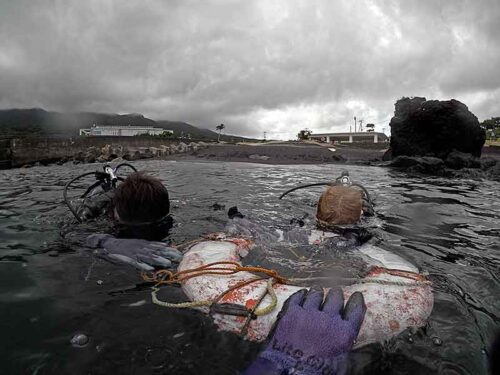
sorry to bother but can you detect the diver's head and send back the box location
[316,185,363,229]
[113,172,172,240]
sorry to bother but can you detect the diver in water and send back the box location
[79,171,181,271]
[236,174,381,374]
[76,168,369,373]
[72,168,173,239]
[110,171,173,240]
[243,287,366,375]
[226,171,374,249]
[75,169,174,240]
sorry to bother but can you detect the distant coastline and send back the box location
[0,136,390,169]
[1,135,499,171]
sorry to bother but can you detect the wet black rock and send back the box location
[381,148,392,161]
[486,161,500,181]
[84,155,96,164]
[480,158,498,170]
[70,333,89,347]
[432,337,443,346]
[210,203,225,211]
[389,156,447,175]
[389,97,485,159]
[444,150,481,170]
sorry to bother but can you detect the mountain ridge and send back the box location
[0,108,254,141]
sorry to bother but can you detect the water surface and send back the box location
[1,160,499,374]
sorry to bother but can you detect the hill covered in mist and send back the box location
[0,108,254,141]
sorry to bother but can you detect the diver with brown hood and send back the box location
[226,170,374,248]
[64,165,180,271]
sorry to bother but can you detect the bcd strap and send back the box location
[210,302,256,319]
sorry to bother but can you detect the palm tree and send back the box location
[216,123,225,142]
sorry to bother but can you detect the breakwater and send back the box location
[0,137,208,168]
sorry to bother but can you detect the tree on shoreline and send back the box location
[216,123,225,142]
[481,117,500,139]
[297,128,312,140]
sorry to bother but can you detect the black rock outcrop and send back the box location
[389,97,485,159]
[388,155,447,175]
[444,150,481,170]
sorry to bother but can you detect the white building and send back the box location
[309,132,388,144]
[79,124,172,137]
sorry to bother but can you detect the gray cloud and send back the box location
[1,0,499,139]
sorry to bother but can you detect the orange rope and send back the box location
[366,266,428,282]
[142,261,289,286]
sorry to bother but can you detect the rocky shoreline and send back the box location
[10,139,500,181]
[170,143,348,164]
[385,149,500,181]
[14,140,210,167]
[66,141,209,165]
[15,141,385,167]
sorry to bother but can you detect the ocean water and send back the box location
[0,160,499,374]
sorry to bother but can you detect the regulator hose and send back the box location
[63,171,99,223]
[115,163,137,173]
[351,183,372,205]
[279,181,372,206]
[278,182,332,199]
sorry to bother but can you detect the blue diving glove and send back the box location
[85,234,183,271]
[243,288,366,375]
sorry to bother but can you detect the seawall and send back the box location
[0,137,202,168]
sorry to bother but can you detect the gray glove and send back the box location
[86,234,182,271]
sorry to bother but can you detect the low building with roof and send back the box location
[79,124,172,137]
[309,131,388,144]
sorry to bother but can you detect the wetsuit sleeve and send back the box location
[226,206,311,245]
[226,216,281,243]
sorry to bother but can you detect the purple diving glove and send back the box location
[85,234,183,271]
[243,288,366,375]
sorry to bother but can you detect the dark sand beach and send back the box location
[167,142,390,165]
[167,141,500,167]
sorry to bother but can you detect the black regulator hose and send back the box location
[278,182,332,199]
[351,183,372,205]
[115,163,137,173]
[63,171,99,223]
[81,180,103,199]
[279,181,373,206]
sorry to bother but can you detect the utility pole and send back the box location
[263,131,267,141]
[353,116,356,133]
[359,119,363,132]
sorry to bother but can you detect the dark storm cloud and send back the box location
[1,0,499,139]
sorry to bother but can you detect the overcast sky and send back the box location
[1,0,499,139]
